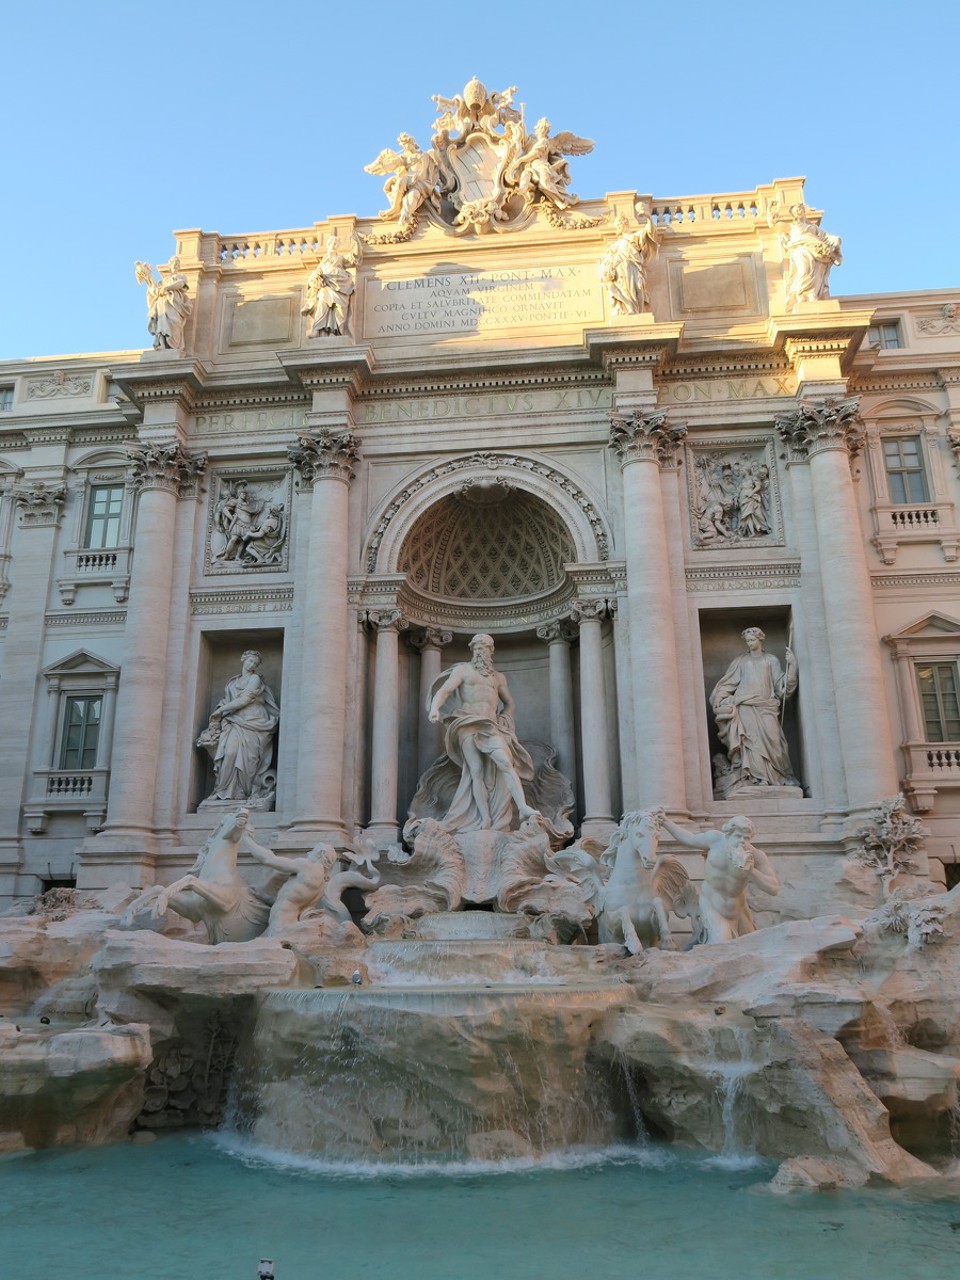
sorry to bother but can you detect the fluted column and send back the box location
[410,627,452,777]
[571,599,614,832]
[288,428,360,838]
[99,444,205,843]
[609,411,687,811]
[776,398,897,807]
[536,620,577,794]
[366,609,408,842]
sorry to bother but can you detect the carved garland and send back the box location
[365,451,610,573]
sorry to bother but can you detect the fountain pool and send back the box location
[2,1133,958,1280]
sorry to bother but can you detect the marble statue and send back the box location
[213,479,262,560]
[245,842,380,935]
[361,817,466,933]
[506,117,592,211]
[121,808,273,944]
[780,204,842,309]
[364,80,597,239]
[427,633,539,833]
[134,256,192,352]
[551,808,698,953]
[710,628,798,791]
[302,233,360,337]
[662,815,780,944]
[599,214,659,316]
[197,651,280,807]
[365,133,440,234]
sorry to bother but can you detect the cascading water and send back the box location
[225,936,638,1163]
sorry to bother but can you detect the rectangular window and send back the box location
[882,436,929,503]
[917,663,960,743]
[59,696,102,769]
[84,485,124,548]
[0,386,13,411]
[867,321,903,350]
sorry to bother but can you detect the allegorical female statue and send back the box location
[710,627,798,792]
[197,651,280,808]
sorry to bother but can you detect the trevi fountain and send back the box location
[2,79,960,1278]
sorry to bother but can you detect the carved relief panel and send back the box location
[685,437,783,549]
[204,467,293,575]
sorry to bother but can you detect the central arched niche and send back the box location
[397,482,577,605]
[389,482,593,826]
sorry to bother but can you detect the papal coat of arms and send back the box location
[364,77,598,240]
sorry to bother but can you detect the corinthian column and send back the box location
[570,599,614,832]
[410,627,452,777]
[288,427,360,839]
[99,443,206,844]
[776,397,897,808]
[609,411,687,811]
[536,620,577,794]
[366,609,408,843]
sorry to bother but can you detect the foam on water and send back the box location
[209,1130,674,1179]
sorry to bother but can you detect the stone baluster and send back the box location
[608,410,687,811]
[536,620,578,794]
[775,397,897,808]
[570,599,614,833]
[288,427,360,840]
[366,609,409,843]
[98,443,205,845]
[410,627,453,777]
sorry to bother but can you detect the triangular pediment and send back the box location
[42,648,120,678]
[884,611,960,643]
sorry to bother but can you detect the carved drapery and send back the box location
[288,428,360,484]
[775,397,864,462]
[609,410,687,467]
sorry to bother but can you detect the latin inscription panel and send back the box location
[364,265,603,339]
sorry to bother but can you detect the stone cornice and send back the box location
[278,349,373,396]
[583,323,684,370]
[357,367,611,400]
[684,560,802,591]
[660,353,794,381]
[108,359,205,411]
[189,585,295,615]
[609,409,687,466]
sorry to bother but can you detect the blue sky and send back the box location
[2,0,957,359]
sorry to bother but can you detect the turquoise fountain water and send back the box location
[3,1133,959,1280]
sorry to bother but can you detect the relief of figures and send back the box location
[210,477,287,568]
[691,449,776,546]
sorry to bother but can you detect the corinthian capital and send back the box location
[774,396,864,461]
[288,428,361,484]
[127,442,206,495]
[11,481,67,527]
[609,410,687,466]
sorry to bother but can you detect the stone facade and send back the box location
[1,83,959,905]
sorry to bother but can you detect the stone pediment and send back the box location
[884,612,960,650]
[42,649,120,679]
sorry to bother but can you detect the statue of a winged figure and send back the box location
[505,117,594,211]
[364,133,440,233]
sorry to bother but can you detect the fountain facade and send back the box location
[1,79,960,1191]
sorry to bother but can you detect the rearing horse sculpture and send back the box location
[122,808,273,944]
[549,808,700,954]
